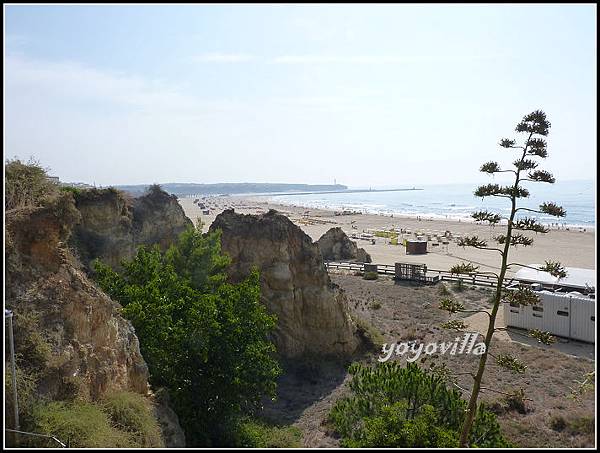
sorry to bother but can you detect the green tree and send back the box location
[94,225,282,446]
[437,110,567,446]
[329,362,509,448]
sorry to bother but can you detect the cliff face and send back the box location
[210,209,362,358]
[5,196,149,401]
[71,187,192,269]
[5,189,187,446]
[317,227,372,263]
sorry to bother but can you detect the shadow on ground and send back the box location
[257,357,350,425]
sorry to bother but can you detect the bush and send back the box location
[94,226,281,446]
[60,185,83,196]
[438,283,451,296]
[329,362,509,448]
[22,394,164,448]
[370,301,382,310]
[549,415,567,432]
[5,158,59,211]
[350,315,384,351]
[101,391,163,447]
[236,419,302,448]
[27,400,132,448]
[363,271,379,280]
[453,279,465,292]
[566,416,594,436]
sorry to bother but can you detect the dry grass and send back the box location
[256,272,594,448]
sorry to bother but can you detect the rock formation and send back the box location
[5,189,187,444]
[70,186,192,269]
[5,195,149,401]
[317,227,372,263]
[151,388,187,447]
[210,209,362,358]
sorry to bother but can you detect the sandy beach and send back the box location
[178,195,595,278]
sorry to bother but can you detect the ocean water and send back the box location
[268,180,596,228]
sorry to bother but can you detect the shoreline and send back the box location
[178,195,595,277]
[252,194,595,232]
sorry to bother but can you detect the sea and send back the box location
[266,180,596,229]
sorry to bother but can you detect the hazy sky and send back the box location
[4,4,597,187]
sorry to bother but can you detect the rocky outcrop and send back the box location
[70,186,192,269]
[152,388,186,448]
[317,227,372,263]
[210,209,362,358]
[5,195,149,401]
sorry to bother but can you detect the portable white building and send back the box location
[504,290,595,343]
[514,265,596,292]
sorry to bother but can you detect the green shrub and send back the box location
[27,400,132,448]
[370,301,382,310]
[438,283,451,296]
[60,185,83,196]
[101,391,164,447]
[236,419,302,448]
[453,279,465,292]
[363,271,379,280]
[350,315,384,351]
[94,226,282,446]
[329,362,509,448]
[566,416,594,436]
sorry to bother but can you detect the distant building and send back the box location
[47,176,60,183]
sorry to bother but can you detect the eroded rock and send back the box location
[210,209,362,358]
[316,227,372,263]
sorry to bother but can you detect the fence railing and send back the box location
[324,261,518,288]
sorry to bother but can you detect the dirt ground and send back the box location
[258,272,596,448]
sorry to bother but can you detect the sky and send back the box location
[4,4,597,187]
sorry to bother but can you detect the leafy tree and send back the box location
[329,362,509,448]
[94,225,282,446]
[437,110,567,446]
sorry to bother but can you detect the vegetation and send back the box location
[22,396,163,448]
[363,271,379,280]
[5,157,59,211]
[100,391,163,447]
[350,314,384,351]
[369,301,382,310]
[93,225,282,446]
[437,110,567,445]
[329,362,509,447]
[236,419,303,448]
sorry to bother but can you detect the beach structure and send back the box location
[394,262,439,284]
[514,265,596,293]
[405,239,427,255]
[504,290,595,343]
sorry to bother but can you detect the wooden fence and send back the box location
[324,261,518,288]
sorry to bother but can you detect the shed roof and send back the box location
[515,265,596,290]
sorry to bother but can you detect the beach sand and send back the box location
[178,195,595,277]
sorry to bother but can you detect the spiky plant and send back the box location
[439,110,567,446]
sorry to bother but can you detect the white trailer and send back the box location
[504,290,595,343]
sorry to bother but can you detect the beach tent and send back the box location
[504,290,595,343]
[514,265,596,292]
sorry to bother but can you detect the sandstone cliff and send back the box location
[5,195,149,401]
[5,190,186,446]
[70,186,192,269]
[317,227,372,263]
[210,209,362,358]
